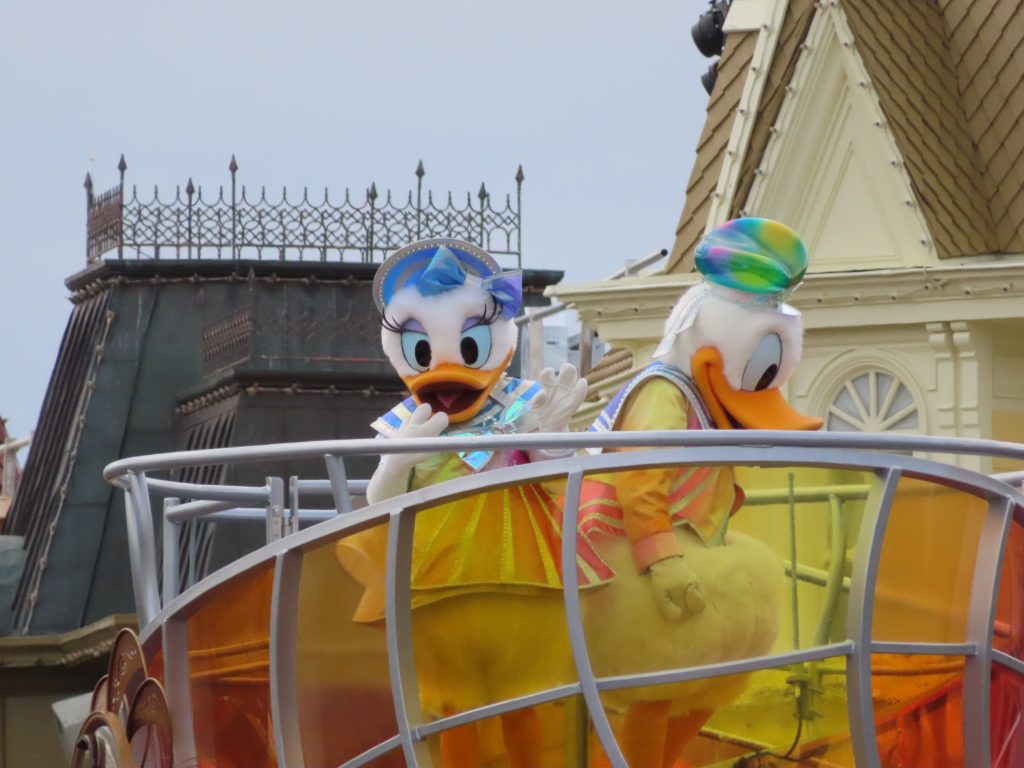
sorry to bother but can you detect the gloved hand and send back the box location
[525,363,588,461]
[366,403,449,504]
[528,363,589,433]
[648,556,706,621]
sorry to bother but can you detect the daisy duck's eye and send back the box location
[401,331,431,371]
[741,333,783,391]
[460,325,492,368]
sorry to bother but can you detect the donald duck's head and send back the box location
[373,239,522,424]
[656,218,823,431]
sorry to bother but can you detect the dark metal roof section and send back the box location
[2,158,559,636]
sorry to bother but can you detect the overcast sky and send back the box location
[0,0,711,441]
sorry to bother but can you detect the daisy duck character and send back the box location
[578,218,824,768]
[336,239,606,768]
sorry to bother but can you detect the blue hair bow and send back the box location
[417,246,523,319]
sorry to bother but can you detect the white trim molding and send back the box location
[705,0,790,230]
[742,0,937,271]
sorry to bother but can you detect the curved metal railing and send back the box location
[104,431,1024,768]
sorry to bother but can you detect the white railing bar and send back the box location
[413,683,582,738]
[162,617,198,764]
[963,496,1014,768]
[560,468,627,768]
[336,735,403,768]
[325,455,354,515]
[145,477,270,503]
[595,641,855,692]
[105,431,1024,482]
[162,499,181,605]
[269,550,306,768]
[165,499,238,524]
[125,472,161,627]
[295,478,370,493]
[869,641,977,656]
[384,505,432,767]
[845,468,901,768]
[993,650,1024,677]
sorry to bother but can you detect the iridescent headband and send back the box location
[373,239,523,320]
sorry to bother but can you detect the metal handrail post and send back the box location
[325,455,354,515]
[162,498,181,607]
[963,496,1015,767]
[844,468,902,768]
[125,472,161,626]
[266,477,285,543]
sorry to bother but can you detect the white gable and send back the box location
[741,2,936,272]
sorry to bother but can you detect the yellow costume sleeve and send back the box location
[612,378,691,570]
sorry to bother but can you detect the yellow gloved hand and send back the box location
[648,556,706,621]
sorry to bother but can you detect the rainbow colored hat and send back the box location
[653,218,807,359]
[695,217,807,303]
[372,239,522,319]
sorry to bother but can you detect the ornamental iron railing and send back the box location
[85,156,524,267]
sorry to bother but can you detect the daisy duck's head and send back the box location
[654,217,823,431]
[373,239,522,424]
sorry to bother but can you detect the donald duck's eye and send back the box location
[460,325,492,368]
[400,331,431,371]
[741,333,783,391]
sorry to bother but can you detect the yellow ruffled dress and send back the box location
[337,378,610,717]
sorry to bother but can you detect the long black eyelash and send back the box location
[479,300,501,326]
[380,312,404,333]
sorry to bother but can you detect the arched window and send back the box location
[827,370,920,433]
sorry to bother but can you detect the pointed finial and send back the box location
[415,159,425,178]
[186,178,195,196]
[84,172,93,191]
[478,182,488,200]
[515,165,525,184]
[368,182,378,201]
[229,155,238,173]
[117,154,127,173]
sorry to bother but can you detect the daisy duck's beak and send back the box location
[402,350,514,424]
[691,347,823,431]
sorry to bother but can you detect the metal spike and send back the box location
[515,165,525,183]
[229,155,239,173]
[117,154,127,173]
[478,182,488,200]
[84,172,93,190]
[368,182,378,201]
[415,159,425,177]
[186,178,195,196]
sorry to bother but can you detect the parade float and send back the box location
[70,230,1024,768]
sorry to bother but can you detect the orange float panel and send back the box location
[186,562,275,768]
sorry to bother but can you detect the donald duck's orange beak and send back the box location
[691,347,823,431]
[401,350,514,424]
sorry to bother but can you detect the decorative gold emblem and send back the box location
[71,629,173,767]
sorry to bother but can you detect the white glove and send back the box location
[366,404,449,504]
[528,363,589,433]
[648,556,706,621]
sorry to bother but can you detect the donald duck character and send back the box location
[578,218,823,768]
[336,239,607,768]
